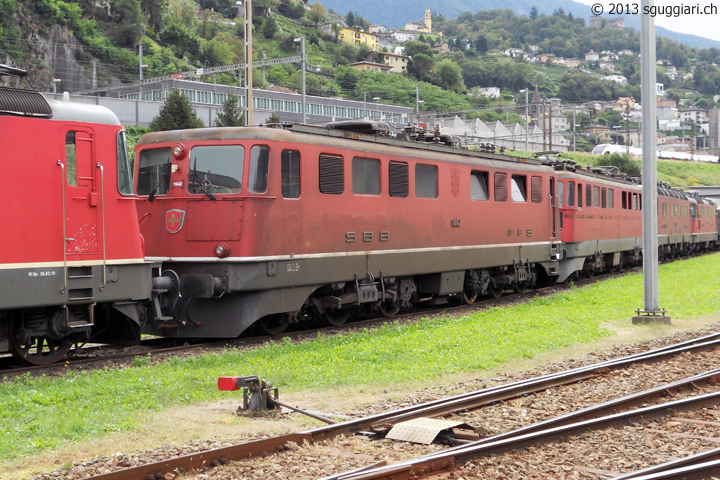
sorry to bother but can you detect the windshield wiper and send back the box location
[148,160,171,202]
[190,157,216,200]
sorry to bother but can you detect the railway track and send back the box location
[53,328,720,480]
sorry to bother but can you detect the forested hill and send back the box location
[319,0,720,49]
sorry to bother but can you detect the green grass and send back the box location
[2,254,720,459]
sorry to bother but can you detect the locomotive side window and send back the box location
[577,184,583,208]
[281,150,301,198]
[415,164,438,199]
[566,181,575,207]
[494,172,507,202]
[530,176,542,203]
[116,130,133,196]
[319,154,344,194]
[608,189,614,208]
[557,181,564,208]
[352,157,380,195]
[249,145,270,193]
[622,191,628,209]
[593,186,599,207]
[188,145,244,194]
[586,184,593,208]
[137,147,172,196]
[389,161,409,198]
[632,193,638,210]
[511,175,526,202]
[662,202,667,217]
[470,171,489,201]
[691,204,697,218]
[601,188,607,208]
[684,206,688,218]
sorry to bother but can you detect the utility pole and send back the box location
[139,42,144,80]
[626,100,631,156]
[524,88,529,151]
[92,60,97,90]
[294,36,306,123]
[244,0,253,125]
[549,102,553,150]
[633,0,668,324]
[573,109,576,152]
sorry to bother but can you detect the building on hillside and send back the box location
[433,43,451,54]
[584,51,600,62]
[338,27,380,50]
[679,108,707,123]
[369,24,386,33]
[589,16,625,29]
[468,87,501,99]
[565,59,581,68]
[613,97,635,111]
[378,52,408,73]
[603,75,627,84]
[583,124,613,143]
[347,61,392,73]
[390,31,416,43]
[405,8,432,33]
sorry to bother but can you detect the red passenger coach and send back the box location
[0,76,153,365]
[135,123,562,337]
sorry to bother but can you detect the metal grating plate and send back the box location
[0,86,52,117]
[385,417,474,444]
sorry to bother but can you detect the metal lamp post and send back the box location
[294,37,306,123]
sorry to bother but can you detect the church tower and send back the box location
[425,9,431,32]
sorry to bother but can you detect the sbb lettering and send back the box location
[346,231,391,243]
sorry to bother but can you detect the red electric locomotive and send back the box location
[134,122,564,338]
[0,66,154,365]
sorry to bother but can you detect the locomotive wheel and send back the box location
[258,314,290,336]
[514,282,528,293]
[9,332,73,366]
[490,284,503,299]
[323,307,351,326]
[462,290,478,305]
[378,302,401,317]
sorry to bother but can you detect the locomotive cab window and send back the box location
[66,131,78,186]
[470,171,489,201]
[557,181,564,208]
[389,161,409,198]
[415,164,438,199]
[137,147,172,196]
[116,131,133,195]
[188,145,244,195]
[511,175,527,202]
[249,145,270,193]
[281,150,300,198]
[352,157,380,195]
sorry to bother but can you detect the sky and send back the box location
[574,0,720,44]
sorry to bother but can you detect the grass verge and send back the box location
[1,253,720,460]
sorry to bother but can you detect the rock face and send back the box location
[4,18,121,93]
[39,25,94,93]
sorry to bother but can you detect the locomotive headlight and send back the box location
[215,243,230,258]
[172,143,186,160]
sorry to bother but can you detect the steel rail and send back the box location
[613,447,720,479]
[81,332,720,480]
[325,390,720,480]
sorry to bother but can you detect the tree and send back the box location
[309,2,326,25]
[160,22,201,58]
[529,6,538,19]
[214,95,245,127]
[435,59,465,93]
[149,90,205,131]
[404,40,434,58]
[267,112,281,123]
[261,15,278,38]
[408,53,433,81]
[109,0,144,47]
[474,36,488,53]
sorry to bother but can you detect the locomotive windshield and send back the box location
[137,148,172,197]
[189,145,244,194]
